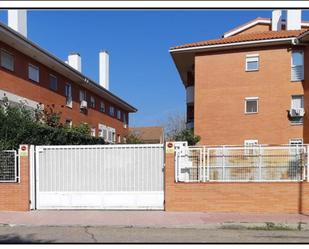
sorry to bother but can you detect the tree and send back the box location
[0,97,105,150]
[125,132,144,144]
[174,129,201,146]
[160,111,200,146]
[161,111,186,141]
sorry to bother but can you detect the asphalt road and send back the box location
[0,226,309,243]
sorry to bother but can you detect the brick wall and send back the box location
[0,145,30,211]
[165,151,309,214]
[0,41,129,141]
[194,45,304,145]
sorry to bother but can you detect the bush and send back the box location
[174,129,201,146]
[0,97,105,150]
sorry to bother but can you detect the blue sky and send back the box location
[1,10,309,126]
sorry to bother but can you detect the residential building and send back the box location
[170,9,309,145]
[129,126,165,144]
[0,10,137,144]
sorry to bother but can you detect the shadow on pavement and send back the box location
[0,234,53,244]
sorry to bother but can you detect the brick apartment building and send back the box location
[170,10,309,146]
[0,10,137,144]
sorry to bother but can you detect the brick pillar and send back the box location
[0,144,30,211]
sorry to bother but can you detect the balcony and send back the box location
[186,86,194,104]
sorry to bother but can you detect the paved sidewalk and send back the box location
[1,211,309,229]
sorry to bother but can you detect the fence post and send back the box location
[203,146,206,182]
[307,145,309,182]
[259,145,262,181]
[207,148,210,181]
[222,146,225,181]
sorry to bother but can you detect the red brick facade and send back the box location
[0,40,133,143]
[165,152,309,214]
[194,45,304,145]
[0,145,30,211]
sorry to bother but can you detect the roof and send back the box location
[171,29,306,50]
[129,126,164,143]
[0,21,137,113]
[223,17,309,38]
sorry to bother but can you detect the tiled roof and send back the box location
[171,29,307,50]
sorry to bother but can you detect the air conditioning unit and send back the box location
[80,100,87,109]
[66,97,72,108]
[290,108,305,117]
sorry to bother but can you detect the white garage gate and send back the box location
[29,144,164,210]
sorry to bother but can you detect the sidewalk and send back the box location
[1,211,309,229]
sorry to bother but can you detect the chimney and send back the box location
[286,9,302,30]
[8,10,27,37]
[272,10,282,31]
[68,53,81,72]
[99,51,109,90]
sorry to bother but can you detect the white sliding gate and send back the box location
[30,144,164,210]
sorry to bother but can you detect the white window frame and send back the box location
[117,110,121,120]
[65,119,72,128]
[90,96,96,108]
[245,97,259,114]
[64,83,72,108]
[0,49,14,71]
[245,54,259,72]
[100,101,105,112]
[109,106,115,116]
[291,95,304,109]
[291,51,304,82]
[28,64,39,83]
[79,89,86,102]
[49,74,58,91]
[91,128,96,137]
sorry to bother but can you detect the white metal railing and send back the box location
[0,150,18,183]
[175,144,309,182]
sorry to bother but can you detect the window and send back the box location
[109,106,115,116]
[291,95,304,109]
[123,113,127,124]
[290,95,304,124]
[244,140,259,155]
[0,50,14,71]
[245,97,258,114]
[79,89,86,102]
[100,101,105,113]
[91,128,96,137]
[291,51,304,81]
[90,96,96,108]
[118,134,121,143]
[245,54,259,71]
[117,110,121,120]
[289,138,303,146]
[28,64,39,82]
[65,119,72,128]
[64,83,72,108]
[49,74,58,91]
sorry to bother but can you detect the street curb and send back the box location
[1,221,309,230]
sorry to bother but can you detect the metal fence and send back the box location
[175,145,309,182]
[0,150,18,182]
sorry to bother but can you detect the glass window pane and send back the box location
[292,52,303,66]
[246,100,257,113]
[1,50,14,71]
[292,96,304,108]
[49,75,57,91]
[28,65,39,82]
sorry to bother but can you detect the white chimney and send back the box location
[286,10,302,30]
[99,51,109,90]
[8,10,27,37]
[272,10,282,31]
[68,53,81,72]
